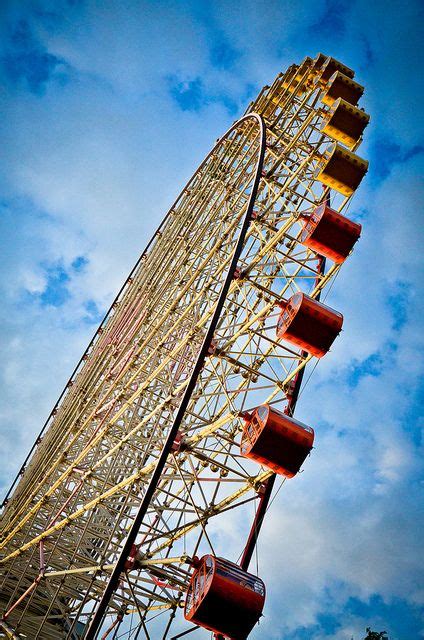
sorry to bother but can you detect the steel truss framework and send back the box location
[1,54,368,640]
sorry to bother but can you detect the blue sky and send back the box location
[0,1,423,639]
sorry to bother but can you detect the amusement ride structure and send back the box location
[0,53,369,639]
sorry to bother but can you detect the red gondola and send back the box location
[241,404,314,477]
[184,555,265,640]
[300,203,362,264]
[276,292,343,358]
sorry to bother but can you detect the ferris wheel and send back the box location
[0,53,369,640]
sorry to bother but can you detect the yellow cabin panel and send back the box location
[317,144,369,196]
[321,72,364,106]
[313,53,355,81]
[322,98,370,149]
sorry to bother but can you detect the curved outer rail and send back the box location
[84,112,266,639]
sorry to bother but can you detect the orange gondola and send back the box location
[300,203,362,263]
[276,292,343,357]
[241,404,314,477]
[184,555,265,640]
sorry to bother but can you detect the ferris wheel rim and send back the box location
[83,111,267,639]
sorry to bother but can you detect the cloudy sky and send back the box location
[0,1,423,639]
